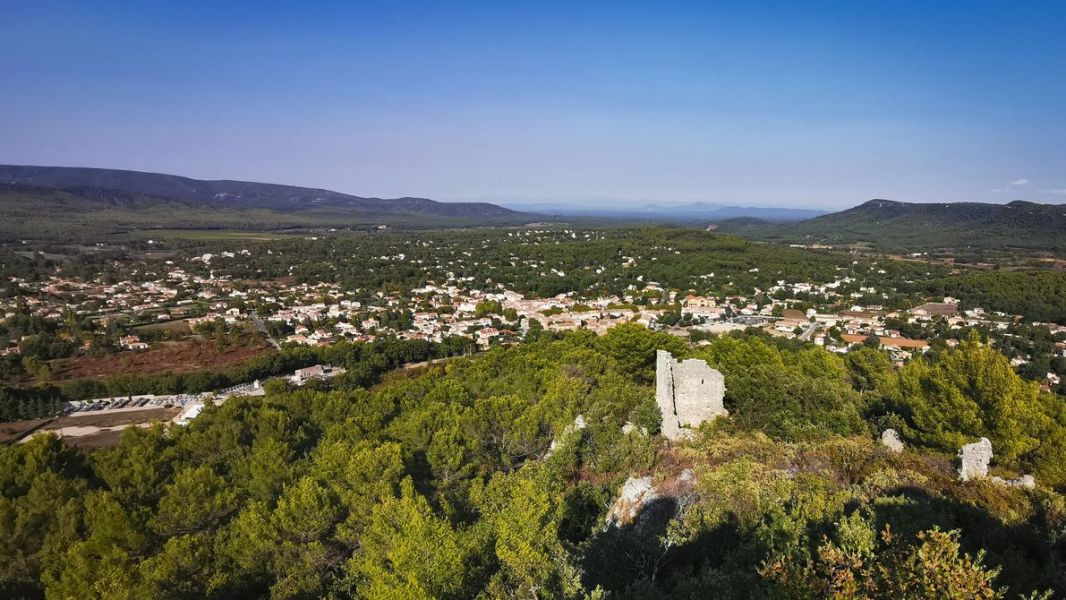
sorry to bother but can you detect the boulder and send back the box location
[605,476,658,528]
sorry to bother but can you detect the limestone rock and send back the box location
[880,429,904,453]
[546,414,587,457]
[958,437,993,481]
[656,350,727,441]
[605,476,658,528]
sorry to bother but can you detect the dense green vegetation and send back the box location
[877,315,1066,393]
[924,270,1066,324]
[1,325,1063,598]
[100,227,930,301]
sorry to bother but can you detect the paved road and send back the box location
[249,312,282,349]
[799,321,818,341]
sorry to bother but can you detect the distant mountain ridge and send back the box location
[502,200,825,222]
[0,165,545,242]
[714,198,1066,253]
[0,165,520,219]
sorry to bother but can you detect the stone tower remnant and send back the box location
[957,437,993,481]
[655,350,727,440]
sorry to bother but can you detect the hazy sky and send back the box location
[3,1,1064,209]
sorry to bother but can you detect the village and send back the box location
[4,243,1063,397]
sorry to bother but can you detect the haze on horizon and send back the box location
[3,0,1064,210]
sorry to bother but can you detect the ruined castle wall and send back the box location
[672,359,727,427]
[656,351,675,413]
[655,350,727,440]
[656,350,681,439]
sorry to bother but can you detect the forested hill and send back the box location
[0,165,533,239]
[2,326,1065,597]
[715,198,1066,253]
[0,165,519,217]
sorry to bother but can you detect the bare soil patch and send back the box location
[46,407,181,429]
[50,339,274,381]
[134,319,193,334]
[0,418,52,443]
[63,427,134,450]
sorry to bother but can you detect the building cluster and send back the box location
[3,248,1064,393]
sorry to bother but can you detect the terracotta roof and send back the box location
[841,334,929,349]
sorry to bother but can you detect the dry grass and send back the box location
[49,338,274,382]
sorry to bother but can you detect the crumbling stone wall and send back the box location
[957,437,993,481]
[656,350,727,440]
[880,429,904,453]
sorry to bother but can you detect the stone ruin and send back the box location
[957,437,993,481]
[880,429,904,453]
[656,350,727,441]
[991,474,1036,489]
[956,437,1037,488]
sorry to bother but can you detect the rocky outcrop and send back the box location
[604,476,659,528]
[545,414,587,457]
[604,469,699,530]
[656,350,727,441]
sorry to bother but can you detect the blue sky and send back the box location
[2,1,1064,209]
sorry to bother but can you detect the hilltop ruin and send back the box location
[655,350,727,440]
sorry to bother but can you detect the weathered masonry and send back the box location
[957,437,993,481]
[655,350,727,440]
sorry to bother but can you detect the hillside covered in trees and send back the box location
[923,270,1066,325]
[715,199,1066,255]
[2,325,1064,599]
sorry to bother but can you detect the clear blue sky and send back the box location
[3,1,1064,209]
